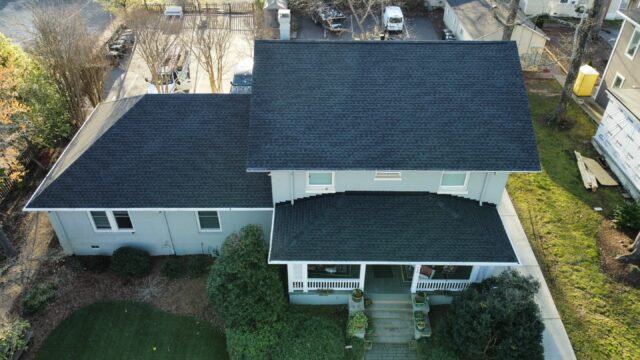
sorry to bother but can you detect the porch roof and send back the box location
[270,192,518,264]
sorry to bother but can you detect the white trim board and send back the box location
[268,260,521,266]
[25,207,275,212]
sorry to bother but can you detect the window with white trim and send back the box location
[90,211,111,230]
[306,171,335,193]
[197,211,221,231]
[113,211,133,230]
[626,27,640,59]
[374,171,402,181]
[438,172,469,193]
[612,73,625,88]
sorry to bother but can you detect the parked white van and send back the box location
[383,6,404,32]
[164,6,183,18]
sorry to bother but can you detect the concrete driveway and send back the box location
[295,15,439,41]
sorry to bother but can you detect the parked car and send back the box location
[147,48,190,94]
[230,58,253,94]
[311,6,346,32]
[442,28,456,41]
[383,6,404,32]
[164,6,183,19]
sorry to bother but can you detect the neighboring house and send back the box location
[444,0,548,65]
[24,41,540,306]
[593,89,640,200]
[594,8,640,107]
[520,0,634,19]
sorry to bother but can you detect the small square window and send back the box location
[90,211,111,230]
[198,211,220,231]
[612,74,625,88]
[113,211,133,230]
[439,172,469,193]
[306,171,335,193]
[626,28,640,58]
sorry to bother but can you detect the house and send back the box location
[443,0,548,66]
[519,0,634,19]
[594,7,640,107]
[24,41,540,305]
[592,89,640,200]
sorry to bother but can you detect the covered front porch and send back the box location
[286,263,486,295]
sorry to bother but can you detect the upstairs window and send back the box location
[197,211,221,231]
[90,211,111,230]
[306,171,335,193]
[439,172,469,193]
[113,211,134,230]
[626,27,640,59]
[374,171,402,181]
[612,73,625,88]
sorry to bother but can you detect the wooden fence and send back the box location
[145,2,254,15]
[0,177,16,204]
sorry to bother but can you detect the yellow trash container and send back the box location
[573,65,599,97]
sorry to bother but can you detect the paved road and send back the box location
[0,0,113,44]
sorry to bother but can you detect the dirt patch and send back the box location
[597,220,640,287]
[21,255,221,359]
[542,22,612,74]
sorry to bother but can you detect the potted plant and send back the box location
[351,288,363,303]
[414,292,427,306]
[347,311,368,338]
[416,320,426,331]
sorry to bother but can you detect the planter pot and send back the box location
[352,289,363,303]
[416,320,426,331]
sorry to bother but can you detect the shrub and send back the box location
[440,270,544,360]
[207,225,285,328]
[347,337,365,360]
[346,311,368,337]
[77,256,110,273]
[110,247,151,278]
[274,312,345,360]
[226,322,283,360]
[22,282,57,315]
[186,255,213,278]
[614,201,640,232]
[161,257,186,279]
[0,318,31,360]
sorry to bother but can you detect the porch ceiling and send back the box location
[270,192,519,264]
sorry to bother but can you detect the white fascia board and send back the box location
[267,209,276,262]
[268,260,521,266]
[25,207,275,212]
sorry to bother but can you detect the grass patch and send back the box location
[36,301,228,360]
[508,80,640,359]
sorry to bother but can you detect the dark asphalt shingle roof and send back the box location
[26,94,273,209]
[270,192,519,263]
[248,40,540,172]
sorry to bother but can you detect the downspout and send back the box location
[479,172,490,206]
[161,211,177,255]
[290,171,295,205]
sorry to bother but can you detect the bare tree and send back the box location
[548,0,606,125]
[188,15,232,93]
[502,0,521,41]
[126,9,182,94]
[345,0,380,38]
[30,4,107,124]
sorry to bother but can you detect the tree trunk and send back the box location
[0,227,18,258]
[617,232,640,265]
[549,0,605,124]
[502,0,520,41]
[590,0,610,40]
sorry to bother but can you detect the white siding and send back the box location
[271,170,509,205]
[50,209,273,256]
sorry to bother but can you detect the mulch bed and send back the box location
[596,220,640,287]
[20,252,222,359]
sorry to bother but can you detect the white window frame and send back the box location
[626,27,640,60]
[612,73,626,88]
[196,211,222,232]
[305,171,336,194]
[374,171,402,181]
[438,171,470,194]
[88,211,135,233]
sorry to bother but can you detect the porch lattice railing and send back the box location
[291,278,360,291]
[416,279,470,291]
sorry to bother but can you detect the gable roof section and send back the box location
[25,94,273,209]
[270,192,519,263]
[609,88,640,120]
[248,40,540,172]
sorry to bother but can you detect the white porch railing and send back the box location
[416,279,470,291]
[292,278,360,291]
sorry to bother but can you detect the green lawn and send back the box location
[508,80,640,359]
[36,302,228,360]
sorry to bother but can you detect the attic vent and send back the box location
[374,171,402,181]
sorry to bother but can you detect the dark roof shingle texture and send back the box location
[270,192,519,263]
[26,94,272,209]
[248,40,540,171]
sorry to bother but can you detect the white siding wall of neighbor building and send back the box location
[47,209,273,256]
[593,98,640,200]
[521,0,626,19]
[270,170,509,205]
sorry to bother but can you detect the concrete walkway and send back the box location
[498,192,577,360]
[365,343,417,360]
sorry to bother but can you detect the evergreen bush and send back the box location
[22,282,56,315]
[614,201,640,232]
[110,247,151,278]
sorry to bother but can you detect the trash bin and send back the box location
[573,65,599,97]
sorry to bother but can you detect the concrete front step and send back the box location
[366,309,413,320]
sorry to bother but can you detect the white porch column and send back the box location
[469,265,480,283]
[287,264,294,292]
[410,264,421,293]
[302,263,309,293]
[358,264,366,290]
